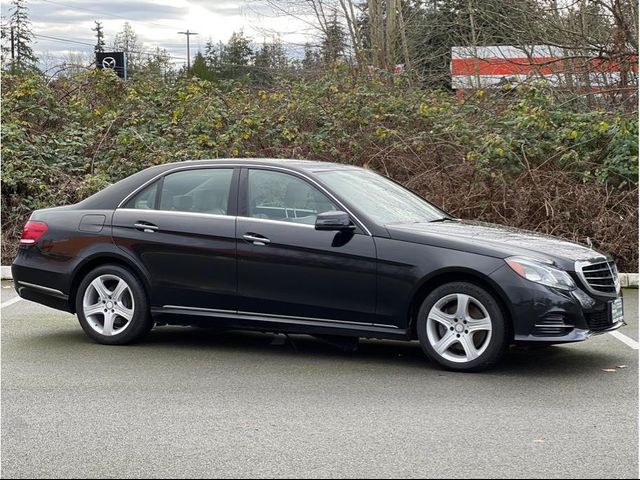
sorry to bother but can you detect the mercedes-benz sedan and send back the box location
[12,159,625,371]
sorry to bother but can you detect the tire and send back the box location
[75,264,153,345]
[416,282,509,372]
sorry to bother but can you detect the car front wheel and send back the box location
[417,282,510,372]
[76,265,153,345]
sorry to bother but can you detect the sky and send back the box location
[2,0,316,69]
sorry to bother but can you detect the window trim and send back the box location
[154,176,164,210]
[116,208,233,222]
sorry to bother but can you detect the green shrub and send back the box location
[1,70,637,270]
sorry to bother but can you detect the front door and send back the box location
[236,167,377,324]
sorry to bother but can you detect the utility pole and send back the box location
[10,26,14,60]
[178,29,198,71]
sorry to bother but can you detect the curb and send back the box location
[619,273,639,288]
[1,266,11,280]
[1,265,637,287]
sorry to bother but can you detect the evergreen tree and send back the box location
[191,51,215,81]
[113,22,142,72]
[1,19,10,65]
[140,47,173,81]
[92,20,105,54]
[6,0,37,71]
[253,36,288,84]
[203,39,221,70]
[321,15,347,65]
[220,30,253,80]
[302,43,320,71]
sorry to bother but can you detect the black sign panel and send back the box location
[96,52,127,79]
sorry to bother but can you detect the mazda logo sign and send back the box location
[102,57,117,69]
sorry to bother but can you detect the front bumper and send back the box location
[490,264,626,345]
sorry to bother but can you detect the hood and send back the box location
[385,219,609,269]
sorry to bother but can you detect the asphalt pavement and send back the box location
[1,281,638,478]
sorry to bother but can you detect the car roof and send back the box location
[156,158,361,174]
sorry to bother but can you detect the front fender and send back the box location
[373,236,506,328]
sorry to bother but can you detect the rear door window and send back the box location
[159,169,234,215]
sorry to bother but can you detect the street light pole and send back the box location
[178,30,198,71]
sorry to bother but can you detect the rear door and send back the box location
[112,167,239,312]
[236,167,377,324]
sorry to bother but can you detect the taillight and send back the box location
[20,221,48,244]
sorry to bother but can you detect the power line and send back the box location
[34,33,187,61]
[34,33,93,47]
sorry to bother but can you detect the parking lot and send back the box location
[1,280,638,478]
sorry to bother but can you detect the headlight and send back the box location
[505,256,576,291]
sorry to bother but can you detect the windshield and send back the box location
[317,169,448,225]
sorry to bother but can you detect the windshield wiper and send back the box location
[429,217,456,223]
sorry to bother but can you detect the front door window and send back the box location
[247,169,337,225]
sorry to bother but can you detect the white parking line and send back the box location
[1,296,22,309]
[609,331,639,350]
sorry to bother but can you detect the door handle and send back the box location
[134,222,159,233]
[242,234,270,246]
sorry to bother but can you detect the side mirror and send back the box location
[315,211,355,231]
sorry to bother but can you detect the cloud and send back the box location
[24,0,188,24]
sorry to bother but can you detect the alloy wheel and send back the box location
[82,274,135,336]
[426,293,493,363]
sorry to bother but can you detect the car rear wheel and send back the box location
[417,282,509,372]
[76,265,153,345]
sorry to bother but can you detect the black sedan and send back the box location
[12,159,625,371]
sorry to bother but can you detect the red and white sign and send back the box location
[451,45,637,89]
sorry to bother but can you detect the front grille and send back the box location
[577,259,619,295]
[585,309,611,331]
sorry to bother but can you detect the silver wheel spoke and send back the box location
[91,278,110,300]
[459,335,480,361]
[467,316,492,333]
[455,294,471,319]
[111,280,128,303]
[114,304,134,321]
[429,309,454,327]
[84,302,104,317]
[433,330,457,355]
[103,311,115,336]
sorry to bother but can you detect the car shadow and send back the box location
[25,325,629,379]
[19,325,631,380]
